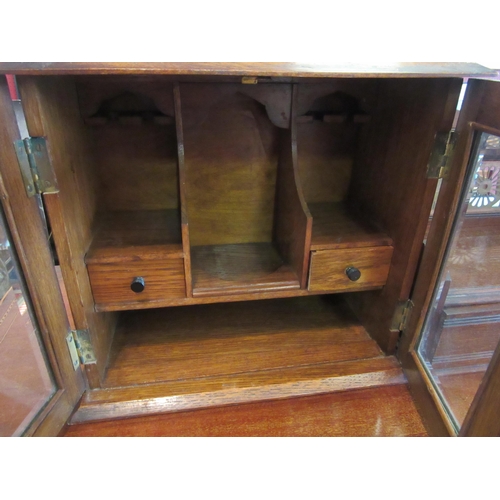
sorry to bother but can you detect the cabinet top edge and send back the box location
[0,62,497,78]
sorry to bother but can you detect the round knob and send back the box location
[345,266,361,282]
[130,276,145,293]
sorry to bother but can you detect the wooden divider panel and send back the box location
[274,85,312,288]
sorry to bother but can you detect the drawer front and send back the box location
[308,246,393,292]
[87,258,186,306]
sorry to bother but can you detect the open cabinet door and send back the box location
[400,77,500,436]
[0,77,85,436]
[15,76,118,390]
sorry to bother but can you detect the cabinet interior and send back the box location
[17,74,459,391]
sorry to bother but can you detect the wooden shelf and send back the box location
[86,209,183,263]
[309,202,392,251]
[191,243,300,297]
[102,296,386,388]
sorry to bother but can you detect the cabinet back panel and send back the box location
[296,81,378,204]
[181,84,283,246]
[297,121,354,203]
[76,79,179,212]
[90,124,179,211]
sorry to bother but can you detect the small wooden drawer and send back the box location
[308,246,393,292]
[87,257,186,307]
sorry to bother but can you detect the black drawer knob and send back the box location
[345,266,361,282]
[131,276,145,293]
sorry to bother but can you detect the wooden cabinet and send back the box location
[1,63,500,436]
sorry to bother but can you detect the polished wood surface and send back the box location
[461,336,500,436]
[0,78,85,435]
[17,76,117,388]
[309,202,393,250]
[444,215,500,294]
[173,84,193,297]
[64,385,427,437]
[437,371,485,426]
[400,79,500,436]
[92,284,365,312]
[85,210,183,262]
[1,62,493,78]
[191,243,299,297]
[7,67,499,437]
[309,246,393,292]
[273,109,312,288]
[87,257,186,306]
[181,83,282,247]
[348,78,462,353]
[296,81,377,206]
[103,296,383,388]
[87,122,178,212]
[73,356,404,423]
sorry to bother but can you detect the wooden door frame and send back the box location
[399,78,500,436]
[0,77,85,436]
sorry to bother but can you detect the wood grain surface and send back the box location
[400,80,500,437]
[89,123,179,211]
[0,62,493,78]
[72,356,404,423]
[191,243,299,296]
[181,83,281,246]
[309,202,393,250]
[461,337,500,436]
[102,296,383,388]
[85,210,183,262]
[174,84,193,296]
[309,246,393,292]
[64,384,427,437]
[0,77,85,435]
[17,76,117,388]
[87,257,186,306]
[273,122,312,288]
[347,78,463,353]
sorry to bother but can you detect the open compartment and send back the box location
[178,83,311,297]
[294,81,394,292]
[14,72,462,394]
[77,78,188,308]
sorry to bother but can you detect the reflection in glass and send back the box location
[0,206,55,436]
[418,131,500,430]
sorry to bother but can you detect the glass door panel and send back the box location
[0,204,56,436]
[417,130,500,431]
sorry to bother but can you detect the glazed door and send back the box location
[400,77,500,436]
[0,77,85,436]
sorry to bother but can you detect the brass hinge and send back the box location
[66,329,96,370]
[14,137,59,197]
[390,299,414,332]
[72,329,96,365]
[65,333,80,371]
[427,130,458,179]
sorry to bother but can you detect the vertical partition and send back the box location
[274,85,313,288]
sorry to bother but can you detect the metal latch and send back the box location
[427,131,458,179]
[390,299,414,332]
[14,137,59,197]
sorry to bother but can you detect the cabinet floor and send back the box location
[63,384,427,437]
